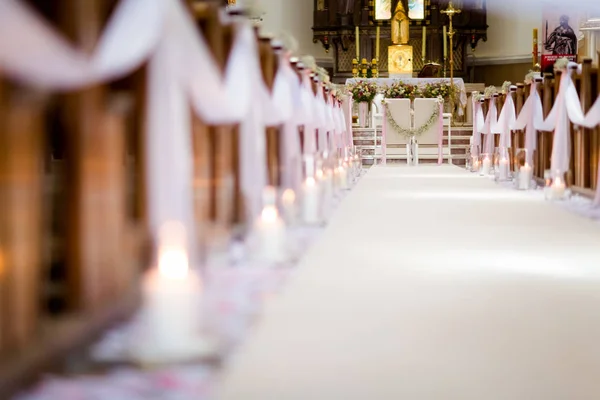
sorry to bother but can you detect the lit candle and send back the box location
[498,157,509,181]
[355,26,360,60]
[518,163,532,190]
[422,26,427,60]
[376,26,380,62]
[481,156,491,175]
[133,221,209,363]
[335,165,349,190]
[302,177,321,224]
[443,26,447,58]
[281,189,296,224]
[255,204,286,263]
[472,158,481,173]
[551,176,566,199]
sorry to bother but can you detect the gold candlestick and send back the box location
[352,59,359,78]
[441,1,461,114]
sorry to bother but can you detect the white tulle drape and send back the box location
[479,97,498,155]
[0,0,340,253]
[471,98,483,155]
[493,90,516,150]
[512,81,544,165]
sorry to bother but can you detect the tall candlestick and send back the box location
[355,26,360,60]
[443,26,447,58]
[422,26,427,62]
[376,26,380,62]
[533,28,539,67]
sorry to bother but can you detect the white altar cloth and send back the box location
[346,77,468,110]
[217,165,600,400]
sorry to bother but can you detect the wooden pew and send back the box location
[190,3,242,249]
[0,0,148,396]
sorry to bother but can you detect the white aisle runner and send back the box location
[217,165,600,400]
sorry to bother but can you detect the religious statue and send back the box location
[391,0,410,45]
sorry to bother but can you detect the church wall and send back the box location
[259,0,334,63]
[474,0,541,64]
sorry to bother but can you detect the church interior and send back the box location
[1,0,600,398]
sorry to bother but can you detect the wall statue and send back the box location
[391,0,410,45]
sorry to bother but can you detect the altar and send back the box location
[345,78,468,111]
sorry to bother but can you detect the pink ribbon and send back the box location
[437,101,443,164]
[471,98,482,155]
[381,103,387,165]
[513,81,543,165]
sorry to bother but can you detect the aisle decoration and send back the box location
[479,85,499,158]
[512,71,543,186]
[383,96,443,139]
[347,80,378,127]
[469,91,484,171]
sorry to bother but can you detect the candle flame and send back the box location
[282,189,296,204]
[158,247,189,279]
[305,177,316,186]
[316,170,324,180]
[157,221,189,279]
[261,205,279,223]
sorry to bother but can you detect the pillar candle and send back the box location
[443,26,447,58]
[302,177,321,224]
[255,205,286,262]
[498,158,509,180]
[422,26,427,60]
[355,26,360,60]
[519,163,532,190]
[481,156,491,175]
[376,26,380,62]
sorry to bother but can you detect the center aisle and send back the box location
[217,165,600,400]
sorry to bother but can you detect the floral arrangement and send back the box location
[483,85,498,99]
[422,82,458,102]
[382,81,421,99]
[347,80,379,103]
[524,70,537,85]
[501,81,512,94]
[472,91,484,103]
[554,57,570,71]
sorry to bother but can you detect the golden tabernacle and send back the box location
[389,0,413,77]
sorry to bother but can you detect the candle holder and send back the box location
[129,221,218,365]
[371,59,379,78]
[248,186,289,264]
[467,144,480,172]
[360,58,369,78]
[300,155,324,225]
[480,153,492,176]
[352,59,359,78]
[544,170,570,201]
[494,147,511,182]
[514,148,533,190]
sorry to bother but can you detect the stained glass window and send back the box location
[374,0,392,20]
[408,0,425,20]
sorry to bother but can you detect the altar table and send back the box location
[346,77,468,110]
[217,165,600,400]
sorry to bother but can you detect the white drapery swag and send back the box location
[479,97,498,155]
[512,81,544,166]
[471,97,483,155]
[493,89,516,150]
[0,0,295,250]
[301,72,318,154]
